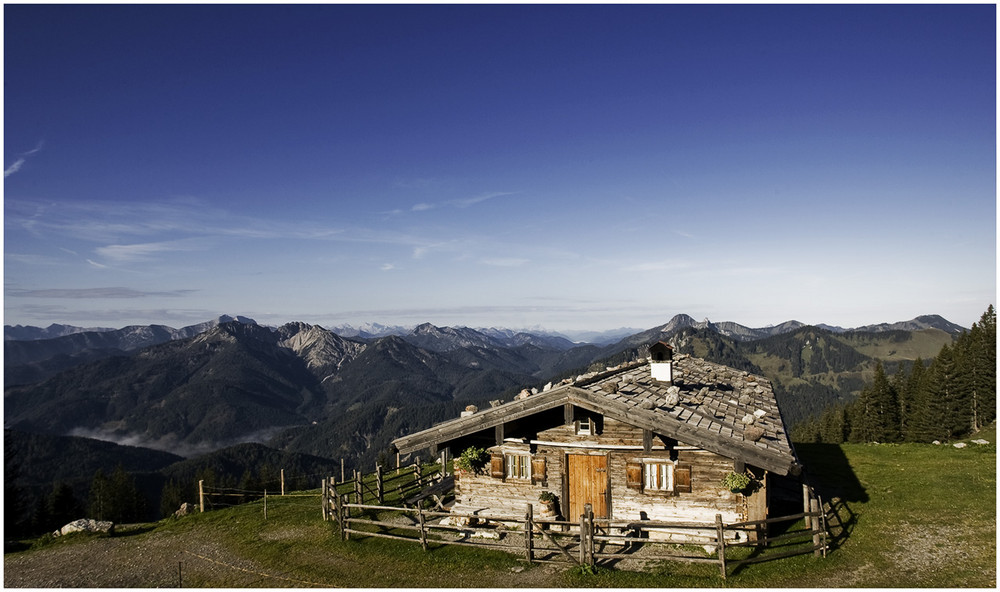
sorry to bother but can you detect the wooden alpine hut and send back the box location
[391,342,804,543]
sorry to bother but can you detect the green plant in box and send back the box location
[721,471,752,493]
[456,446,489,475]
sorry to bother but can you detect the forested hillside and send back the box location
[793,306,996,443]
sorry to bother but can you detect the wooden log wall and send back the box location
[451,415,751,541]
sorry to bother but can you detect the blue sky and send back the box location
[4,4,996,332]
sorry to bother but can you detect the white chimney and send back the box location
[651,360,673,383]
[649,341,674,385]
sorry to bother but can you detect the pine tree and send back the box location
[912,345,969,442]
[819,404,849,443]
[46,482,83,531]
[159,479,186,519]
[89,469,110,521]
[902,358,927,441]
[962,305,996,431]
[791,416,820,443]
[4,433,27,538]
[89,465,146,523]
[850,361,899,442]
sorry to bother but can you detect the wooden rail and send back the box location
[321,464,830,578]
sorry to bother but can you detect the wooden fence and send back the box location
[324,490,828,578]
[320,458,447,519]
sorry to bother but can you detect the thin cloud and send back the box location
[409,191,518,213]
[4,140,44,177]
[5,253,64,266]
[95,238,209,263]
[453,191,516,208]
[480,257,529,267]
[622,261,694,273]
[5,197,345,244]
[4,158,26,178]
[7,287,197,299]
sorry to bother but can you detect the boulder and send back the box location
[174,502,197,517]
[971,439,990,445]
[54,518,114,537]
[953,442,967,448]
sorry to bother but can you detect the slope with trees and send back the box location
[793,306,995,444]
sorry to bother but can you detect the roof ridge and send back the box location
[571,358,648,388]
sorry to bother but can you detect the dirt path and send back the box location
[4,531,277,588]
[4,526,567,588]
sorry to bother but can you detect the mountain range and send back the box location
[6,312,964,444]
[4,311,966,528]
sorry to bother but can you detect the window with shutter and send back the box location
[674,464,692,493]
[490,452,504,479]
[643,461,673,491]
[531,457,546,485]
[626,461,643,490]
[505,453,530,480]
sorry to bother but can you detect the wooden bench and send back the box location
[403,475,455,510]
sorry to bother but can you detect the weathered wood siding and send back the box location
[454,446,558,518]
[451,414,753,542]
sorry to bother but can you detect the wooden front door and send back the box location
[567,454,608,519]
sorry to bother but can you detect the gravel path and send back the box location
[4,531,281,588]
[4,525,566,588]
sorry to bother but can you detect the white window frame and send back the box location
[643,461,675,491]
[577,416,593,436]
[505,453,531,480]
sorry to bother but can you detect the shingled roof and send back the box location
[392,353,802,476]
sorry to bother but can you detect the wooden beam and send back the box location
[643,429,653,452]
[393,382,800,476]
[495,423,504,446]
[564,403,574,426]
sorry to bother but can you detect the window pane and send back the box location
[643,462,673,491]
[506,454,530,479]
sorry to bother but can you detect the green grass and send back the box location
[6,432,995,587]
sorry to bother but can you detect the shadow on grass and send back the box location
[725,444,867,577]
[794,443,867,551]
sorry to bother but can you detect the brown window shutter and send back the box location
[490,453,505,479]
[626,461,643,490]
[531,457,546,485]
[674,464,692,493]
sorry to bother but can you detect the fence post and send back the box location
[322,478,328,521]
[281,469,285,496]
[341,458,345,483]
[263,490,267,520]
[802,483,812,531]
[417,506,428,551]
[525,503,534,563]
[339,493,349,541]
[354,470,362,505]
[415,458,423,488]
[376,464,384,504]
[810,498,822,557]
[586,504,595,567]
[580,503,594,567]
[440,449,448,480]
[198,480,204,513]
[715,513,727,579]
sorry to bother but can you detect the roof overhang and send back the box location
[392,384,801,476]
